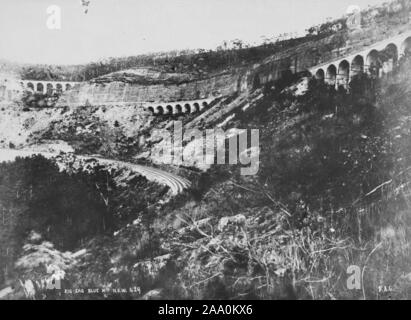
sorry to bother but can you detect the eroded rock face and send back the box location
[57,72,241,107]
[91,68,195,85]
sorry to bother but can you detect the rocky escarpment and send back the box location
[57,68,247,107]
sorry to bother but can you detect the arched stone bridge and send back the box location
[143,97,217,115]
[309,31,411,87]
[21,80,80,94]
[0,79,80,102]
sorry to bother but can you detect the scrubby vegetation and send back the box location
[0,156,167,298]
[21,92,60,109]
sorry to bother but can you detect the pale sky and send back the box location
[0,0,389,65]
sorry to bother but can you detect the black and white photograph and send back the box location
[0,0,411,303]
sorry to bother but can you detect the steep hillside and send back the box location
[105,57,411,300]
[2,55,411,300]
[162,56,411,300]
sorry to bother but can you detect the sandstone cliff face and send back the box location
[57,71,245,107]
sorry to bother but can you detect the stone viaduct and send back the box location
[143,97,217,115]
[21,80,81,95]
[0,79,80,102]
[308,31,411,87]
